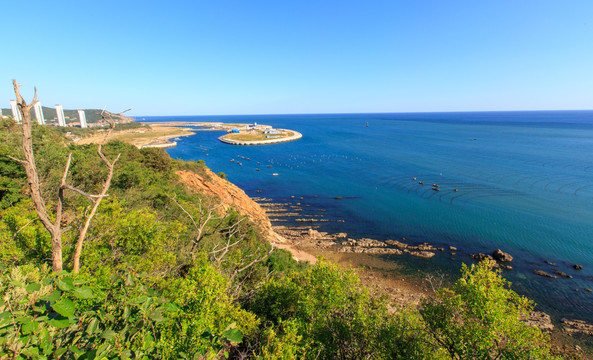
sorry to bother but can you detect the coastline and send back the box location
[77,122,195,148]
[81,119,593,353]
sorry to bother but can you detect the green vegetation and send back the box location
[0,117,569,359]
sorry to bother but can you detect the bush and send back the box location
[250,261,435,359]
[420,259,560,360]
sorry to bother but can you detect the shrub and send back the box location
[420,259,560,360]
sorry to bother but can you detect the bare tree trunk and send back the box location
[10,80,63,271]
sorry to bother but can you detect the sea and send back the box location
[141,111,593,322]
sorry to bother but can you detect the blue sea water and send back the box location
[142,111,593,321]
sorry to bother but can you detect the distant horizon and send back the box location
[137,108,593,118]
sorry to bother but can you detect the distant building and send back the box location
[55,104,66,126]
[34,102,45,125]
[10,100,21,123]
[78,110,87,128]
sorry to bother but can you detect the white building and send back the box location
[55,104,66,126]
[34,102,45,125]
[78,109,87,128]
[10,100,21,123]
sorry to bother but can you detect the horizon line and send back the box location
[136,108,593,118]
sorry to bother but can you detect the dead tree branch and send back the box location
[9,80,123,272]
[72,111,122,273]
[168,194,225,260]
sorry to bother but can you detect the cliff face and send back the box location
[176,168,285,244]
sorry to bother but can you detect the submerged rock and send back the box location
[356,238,387,247]
[385,240,408,249]
[470,253,494,262]
[492,249,513,262]
[407,250,436,259]
[562,319,593,336]
[533,270,557,278]
[553,270,573,279]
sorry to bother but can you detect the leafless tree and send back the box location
[167,194,225,260]
[8,80,122,272]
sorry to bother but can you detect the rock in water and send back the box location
[553,270,573,278]
[492,249,513,262]
[533,270,557,278]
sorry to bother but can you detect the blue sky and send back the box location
[2,1,592,116]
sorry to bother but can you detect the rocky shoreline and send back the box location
[257,198,593,346]
[177,169,593,352]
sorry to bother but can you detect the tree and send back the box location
[8,80,120,272]
[420,259,559,360]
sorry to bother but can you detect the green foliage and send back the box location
[250,261,435,359]
[0,201,51,266]
[420,259,560,360]
[217,171,228,179]
[0,264,251,359]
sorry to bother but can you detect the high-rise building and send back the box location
[34,102,45,125]
[10,100,22,123]
[78,110,87,128]
[55,104,66,126]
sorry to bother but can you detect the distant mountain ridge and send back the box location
[0,106,134,124]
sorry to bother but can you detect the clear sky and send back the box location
[2,1,592,116]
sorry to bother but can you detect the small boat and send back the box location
[256,168,260,171]
[238,162,242,166]
[273,173,279,176]
[432,187,440,192]
[432,184,439,187]
[230,159,235,162]
[418,181,424,185]
[267,165,273,168]
[454,188,459,192]
[366,122,369,127]
[413,177,417,181]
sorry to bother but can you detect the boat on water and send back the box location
[273,173,279,176]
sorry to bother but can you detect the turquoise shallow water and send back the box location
[143,111,593,321]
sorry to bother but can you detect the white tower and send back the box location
[10,100,21,123]
[34,102,45,125]
[55,104,66,126]
[78,110,87,128]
